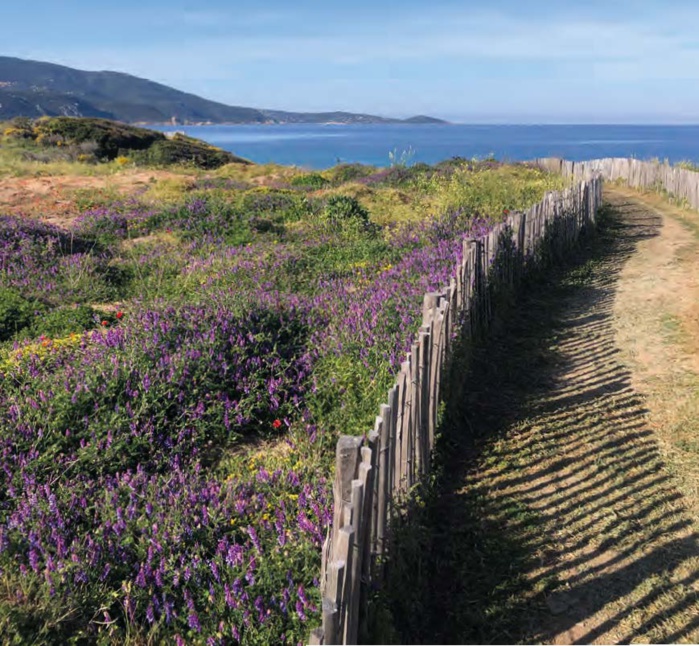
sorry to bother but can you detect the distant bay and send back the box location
[153,124,699,169]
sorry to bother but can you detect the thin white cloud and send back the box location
[9,4,699,117]
[36,7,699,78]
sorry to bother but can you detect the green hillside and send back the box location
[0,56,267,123]
[0,56,449,125]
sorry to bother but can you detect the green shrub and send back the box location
[677,160,699,172]
[140,135,245,170]
[434,157,469,172]
[34,117,163,160]
[31,118,249,169]
[0,288,38,341]
[28,305,97,338]
[235,189,321,223]
[325,163,375,184]
[323,195,370,226]
[2,117,35,140]
[290,173,330,189]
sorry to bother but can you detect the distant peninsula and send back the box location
[0,56,449,126]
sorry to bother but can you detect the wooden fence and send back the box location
[536,157,699,210]
[309,174,604,645]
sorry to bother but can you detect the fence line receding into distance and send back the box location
[536,157,699,210]
[308,169,604,645]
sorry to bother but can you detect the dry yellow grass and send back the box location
[384,185,699,644]
[609,186,699,514]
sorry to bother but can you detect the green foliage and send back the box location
[115,246,187,302]
[7,117,249,170]
[323,195,370,226]
[308,350,396,443]
[135,134,247,169]
[2,117,34,139]
[428,164,567,217]
[28,305,97,338]
[237,188,315,222]
[290,173,329,189]
[434,156,468,171]
[34,117,163,159]
[677,160,699,172]
[324,163,375,184]
[0,287,37,340]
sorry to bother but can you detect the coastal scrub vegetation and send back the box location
[0,128,567,643]
[0,116,249,173]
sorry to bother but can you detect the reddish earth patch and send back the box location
[0,170,189,225]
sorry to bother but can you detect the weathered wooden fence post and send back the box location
[313,167,606,645]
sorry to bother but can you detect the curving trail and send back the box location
[385,186,699,644]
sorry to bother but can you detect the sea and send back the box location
[152,124,699,170]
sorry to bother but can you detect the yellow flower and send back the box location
[0,332,84,372]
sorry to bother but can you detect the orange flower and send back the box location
[101,320,109,327]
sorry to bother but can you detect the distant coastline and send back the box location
[0,55,449,126]
[136,119,452,127]
[154,123,699,169]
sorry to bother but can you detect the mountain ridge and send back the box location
[0,56,449,125]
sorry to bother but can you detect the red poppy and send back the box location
[116,311,124,319]
[272,419,282,429]
[101,320,109,327]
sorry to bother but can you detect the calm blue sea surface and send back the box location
[153,124,699,169]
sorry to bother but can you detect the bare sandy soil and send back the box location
[0,170,188,224]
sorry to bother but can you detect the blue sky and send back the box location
[4,0,699,123]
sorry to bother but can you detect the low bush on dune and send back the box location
[1,116,249,170]
[34,117,162,158]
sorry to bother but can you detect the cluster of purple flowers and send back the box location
[0,215,116,304]
[72,200,158,237]
[0,290,330,642]
[0,180,504,642]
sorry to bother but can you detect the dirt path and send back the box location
[611,187,699,511]
[384,186,699,644]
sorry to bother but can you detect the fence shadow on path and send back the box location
[378,194,699,644]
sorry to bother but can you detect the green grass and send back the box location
[0,142,130,177]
